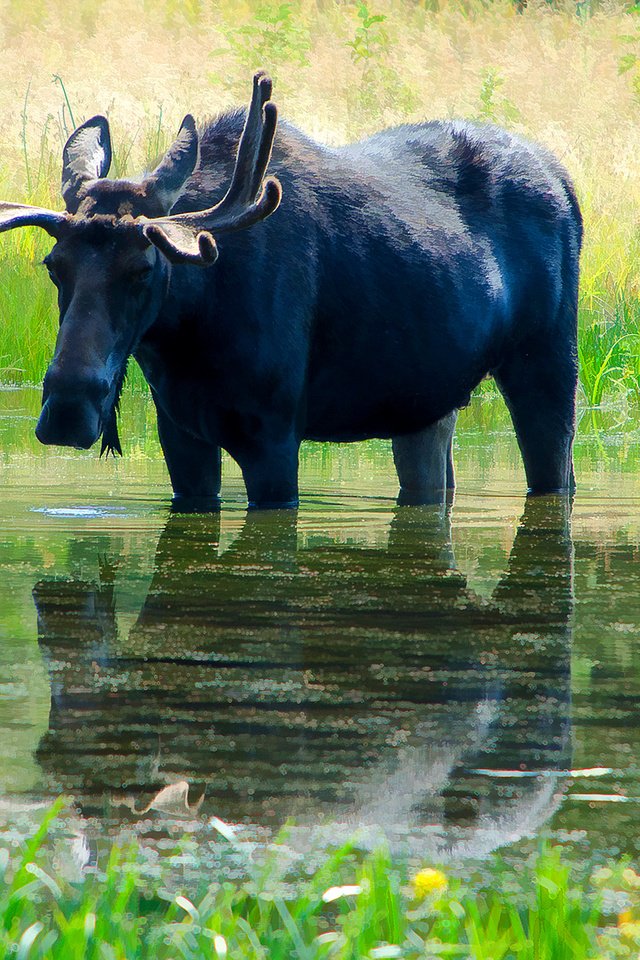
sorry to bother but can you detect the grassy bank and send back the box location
[1,802,640,959]
[0,0,638,407]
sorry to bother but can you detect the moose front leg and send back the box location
[231,432,300,510]
[156,407,222,512]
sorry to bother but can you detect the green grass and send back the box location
[0,801,639,959]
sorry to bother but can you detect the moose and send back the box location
[0,73,582,509]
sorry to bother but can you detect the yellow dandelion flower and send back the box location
[412,868,448,899]
[618,909,634,927]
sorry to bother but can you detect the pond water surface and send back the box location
[1,386,640,878]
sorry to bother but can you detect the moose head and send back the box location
[0,72,281,454]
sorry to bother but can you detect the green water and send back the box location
[1,386,640,874]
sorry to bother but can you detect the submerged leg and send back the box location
[156,406,222,511]
[231,433,300,510]
[494,339,577,495]
[392,411,457,506]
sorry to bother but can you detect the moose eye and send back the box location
[41,256,61,285]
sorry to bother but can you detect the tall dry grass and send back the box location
[0,0,638,407]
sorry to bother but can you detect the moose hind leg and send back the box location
[392,411,457,505]
[494,340,577,495]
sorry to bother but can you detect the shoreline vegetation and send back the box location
[0,0,638,412]
[0,800,639,959]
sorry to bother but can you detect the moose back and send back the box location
[0,73,582,508]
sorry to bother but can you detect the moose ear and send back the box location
[144,115,199,214]
[61,115,112,213]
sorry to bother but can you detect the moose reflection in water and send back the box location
[32,496,573,858]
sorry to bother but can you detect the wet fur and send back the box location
[99,360,128,458]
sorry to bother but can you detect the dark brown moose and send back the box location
[0,74,582,508]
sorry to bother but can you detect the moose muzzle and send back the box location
[36,364,110,450]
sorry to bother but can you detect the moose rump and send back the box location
[0,74,582,508]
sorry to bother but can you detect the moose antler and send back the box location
[0,201,68,237]
[142,71,282,265]
[0,74,280,264]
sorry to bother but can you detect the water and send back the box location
[1,386,640,875]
